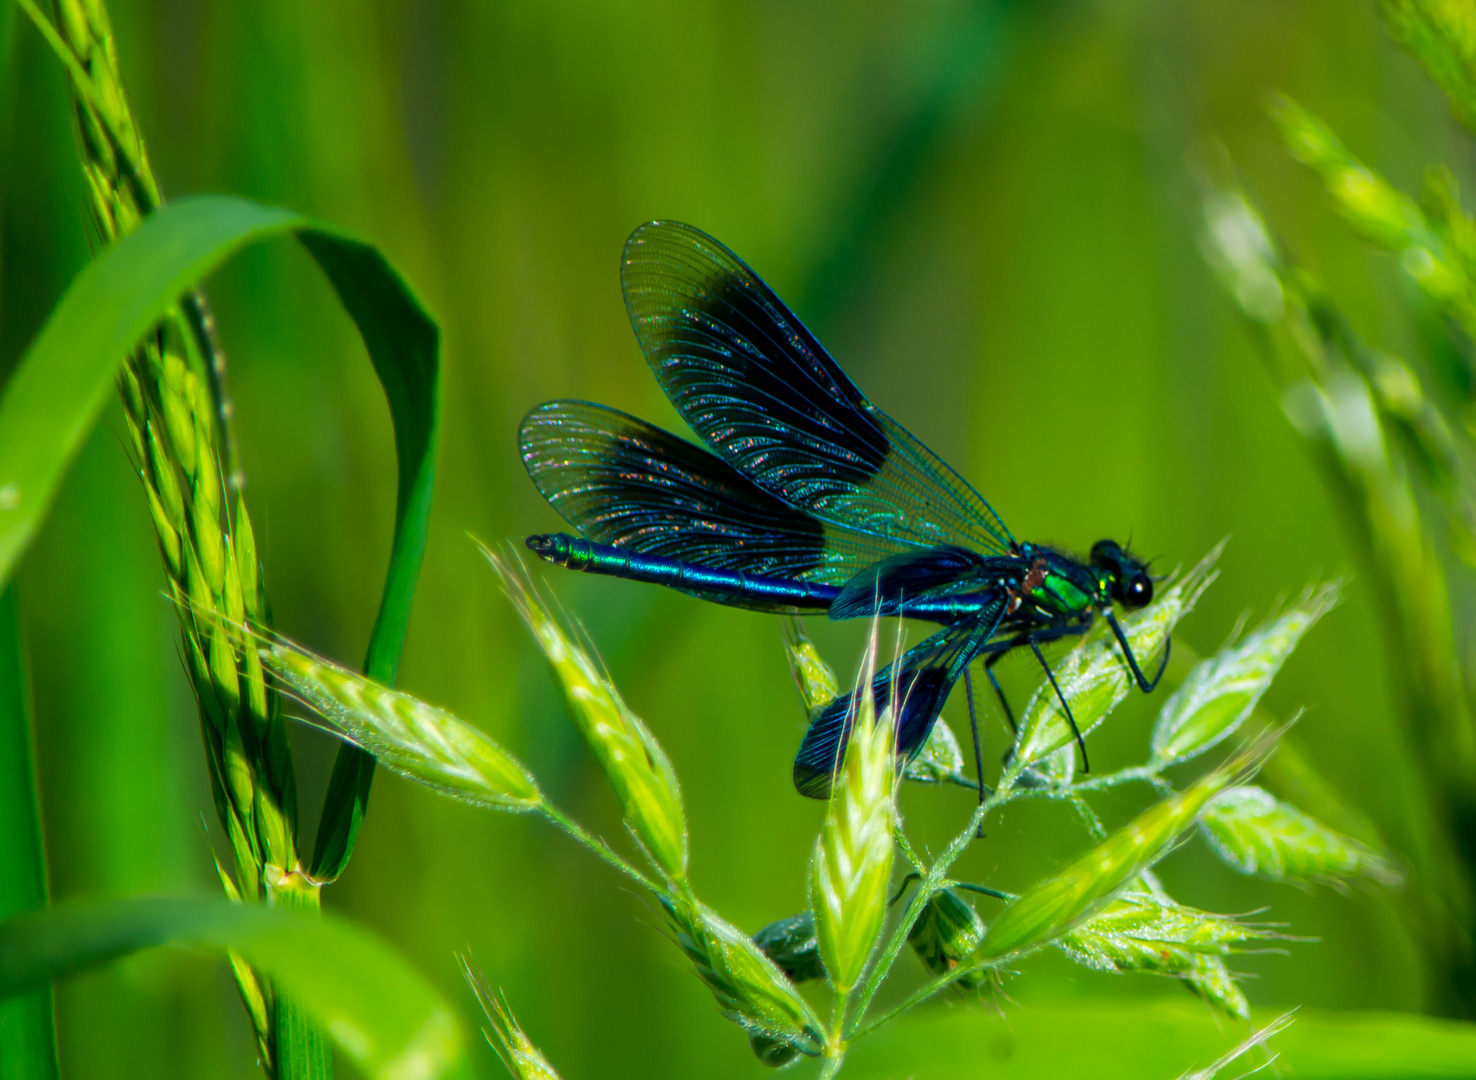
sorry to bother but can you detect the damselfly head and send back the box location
[1090,539,1154,609]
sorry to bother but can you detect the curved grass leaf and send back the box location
[0,193,440,881]
[0,896,469,1079]
[0,196,296,582]
[303,232,440,882]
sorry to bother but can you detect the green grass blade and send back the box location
[302,231,440,883]
[0,194,304,585]
[0,586,57,1080]
[0,896,470,1080]
[844,1000,1476,1078]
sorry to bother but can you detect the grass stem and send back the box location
[847,795,993,1032]
[537,804,660,894]
[0,585,58,1080]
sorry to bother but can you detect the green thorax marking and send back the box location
[1020,549,1110,617]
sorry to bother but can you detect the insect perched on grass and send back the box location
[519,221,1167,800]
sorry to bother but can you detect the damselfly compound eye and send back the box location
[1125,573,1153,607]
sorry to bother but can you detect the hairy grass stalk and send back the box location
[1200,143,1476,1009]
[17,1,325,1072]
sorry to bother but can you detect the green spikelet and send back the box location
[462,960,563,1080]
[810,637,896,995]
[983,733,1279,960]
[659,894,824,1059]
[483,546,688,883]
[263,640,543,812]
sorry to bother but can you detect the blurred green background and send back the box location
[0,0,1459,1076]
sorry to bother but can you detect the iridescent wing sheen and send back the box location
[621,221,1015,557]
[792,599,1006,799]
[829,546,1019,620]
[519,401,919,585]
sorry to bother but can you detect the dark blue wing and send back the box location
[792,598,1007,799]
[621,221,1014,557]
[829,546,1021,620]
[520,401,917,585]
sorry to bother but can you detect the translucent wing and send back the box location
[829,546,1016,620]
[622,221,1014,556]
[520,401,914,585]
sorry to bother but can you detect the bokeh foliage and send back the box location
[2,0,1471,1076]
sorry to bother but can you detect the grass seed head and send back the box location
[483,545,688,883]
[262,640,543,813]
[1383,0,1476,132]
[144,419,184,529]
[982,731,1279,960]
[1013,543,1223,769]
[1057,881,1277,977]
[1272,95,1430,254]
[783,619,840,714]
[461,959,562,1080]
[1199,179,1286,323]
[1153,582,1341,765]
[50,0,307,1057]
[1184,955,1251,1021]
[809,635,896,995]
[142,480,182,578]
[233,491,263,621]
[191,440,227,599]
[1201,784,1400,884]
[660,894,824,1060]
[159,351,197,476]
